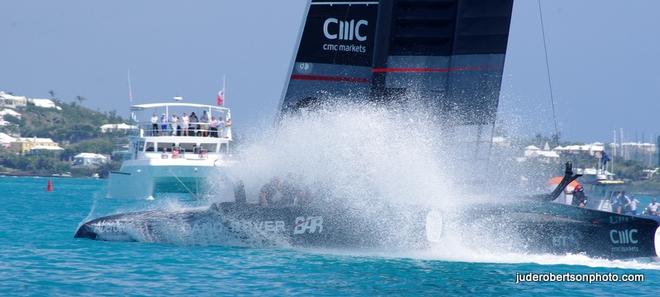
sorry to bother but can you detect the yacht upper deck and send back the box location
[128,101,233,157]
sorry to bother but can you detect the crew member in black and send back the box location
[259,177,299,207]
[572,185,587,208]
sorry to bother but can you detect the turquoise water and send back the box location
[1,177,658,296]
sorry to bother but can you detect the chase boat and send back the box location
[107,102,235,200]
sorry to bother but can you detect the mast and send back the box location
[127,70,136,123]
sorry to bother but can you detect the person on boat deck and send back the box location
[160,114,169,134]
[221,115,231,138]
[150,113,159,136]
[624,195,640,215]
[189,112,199,136]
[233,180,247,204]
[171,113,179,136]
[218,116,227,138]
[259,177,282,207]
[200,110,210,137]
[610,191,622,214]
[181,112,189,136]
[209,116,219,137]
[571,185,587,208]
[614,191,630,214]
[259,177,299,207]
[646,197,659,216]
[259,177,310,207]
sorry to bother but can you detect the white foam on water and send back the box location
[228,103,467,210]
[222,102,659,271]
[298,245,660,271]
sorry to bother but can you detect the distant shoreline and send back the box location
[0,171,100,179]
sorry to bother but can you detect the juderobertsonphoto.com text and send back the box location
[515,272,645,284]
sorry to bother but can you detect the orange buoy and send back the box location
[47,179,53,192]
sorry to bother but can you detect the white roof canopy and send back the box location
[131,102,229,112]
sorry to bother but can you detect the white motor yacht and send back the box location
[107,102,235,200]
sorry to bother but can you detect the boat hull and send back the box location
[75,200,660,259]
[107,163,231,199]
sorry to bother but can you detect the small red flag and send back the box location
[216,90,224,106]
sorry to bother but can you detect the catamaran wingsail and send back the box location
[280,0,514,182]
[281,0,512,125]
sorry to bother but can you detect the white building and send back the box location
[522,143,560,164]
[0,108,22,119]
[609,142,657,166]
[100,123,138,133]
[73,153,109,167]
[29,98,62,110]
[10,137,64,154]
[0,92,27,108]
[554,142,605,156]
[0,132,17,148]
[0,108,22,127]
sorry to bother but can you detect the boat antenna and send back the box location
[537,0,560,145]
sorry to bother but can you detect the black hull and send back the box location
[474,201,660,259]
[75,200,660,259]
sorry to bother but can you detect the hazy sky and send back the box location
[1,0,658,142]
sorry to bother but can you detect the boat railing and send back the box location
[134,121,231,139]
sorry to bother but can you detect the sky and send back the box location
[0,0,658,143]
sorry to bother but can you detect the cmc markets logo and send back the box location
[323,18,368,41]
[609,229,638,244]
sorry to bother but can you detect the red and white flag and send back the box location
[216,89,224,106]
[217,75,226,106]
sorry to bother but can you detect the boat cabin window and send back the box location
[158,142,175,152]
[180,142,197,153]
[200,143,217,153]
[145,142,155,152]
[136,140,145,152]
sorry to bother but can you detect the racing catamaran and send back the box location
[76,163,660,258]
[76,0,660,258]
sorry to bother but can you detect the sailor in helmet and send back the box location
[571,185,587,208]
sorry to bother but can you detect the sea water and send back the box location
[0,176,658,296]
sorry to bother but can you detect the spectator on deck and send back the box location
[150,113,159,136]
[200,110,210,137]
[209,116,219,137]
[189,112,199,136]
[646,197,659,216]
[171,113,179,136]
[181,112,189,136]
[160,114,169,135]
[221,114,231,138]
